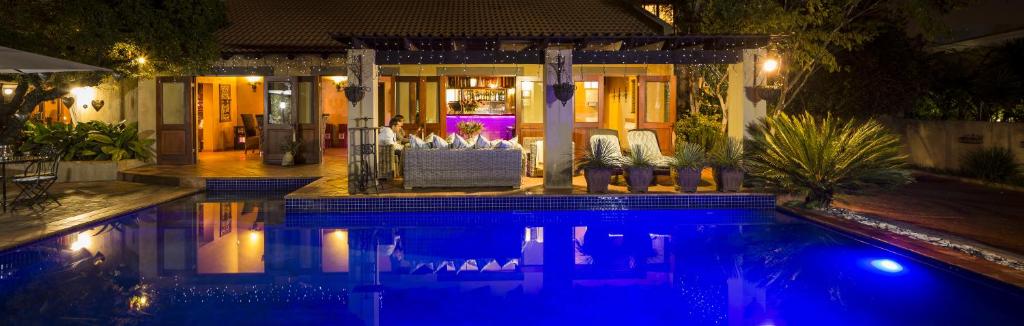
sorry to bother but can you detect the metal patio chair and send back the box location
[11,146,62,209]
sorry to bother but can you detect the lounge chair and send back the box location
[627,129,673,175]
[589,128,626,175]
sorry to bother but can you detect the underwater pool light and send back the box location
[870,259,904,273]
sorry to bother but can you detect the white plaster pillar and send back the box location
[346,49,379,192]
[726,49,767,140]
[543,49,574,190]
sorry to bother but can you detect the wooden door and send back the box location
[394,77,423,138]
[637,76,677,154]
[421,77,442,136]
[296,76,321,164]
[156,77,195,165]
[573,75,603,157]
[263,76,298,165]
[516,77,545,143]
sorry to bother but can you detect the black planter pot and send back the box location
[713,168,744,192]
[626,166,654,193]
[675,167,702,193]
[552,82,575,105]
[344,85,367,103]
[584,168,613,193]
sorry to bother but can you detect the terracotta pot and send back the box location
[714,168,744,192]
[626,166,654,193]
[675,167,702,193]
[584,168,613,193]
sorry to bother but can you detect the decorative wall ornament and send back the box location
[90,100,105,112]
[343,54,369,103]
[219,84,232,122]
[60,96,75,109]
[548,53,574,105]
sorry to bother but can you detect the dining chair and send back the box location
[11,146,62,209]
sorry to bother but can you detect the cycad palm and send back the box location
[745,112,911,208]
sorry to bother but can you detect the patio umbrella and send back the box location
[0,46,110,74]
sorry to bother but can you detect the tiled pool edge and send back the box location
[284,193,776,212]
[206,177,320,192]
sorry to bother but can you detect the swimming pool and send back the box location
[1,193,1021,325]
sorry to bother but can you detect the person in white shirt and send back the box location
[379,115,405,150]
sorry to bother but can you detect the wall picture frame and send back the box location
[219,84,232,122]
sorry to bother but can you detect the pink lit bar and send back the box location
[445,114,516,140]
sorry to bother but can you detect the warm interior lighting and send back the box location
[583,81,599,89]
[520,82,533,92]
[245,76,261,91]
[70,232,92,251]
[135,56,147,65]
[329,76,347,91]
[761,58,780,73]
[70,87,97,110]
[2,88,12,96]
[249,230,260,241]
[445,89,458,102]
[469,78,478,87]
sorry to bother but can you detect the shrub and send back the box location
[709,136,744,170]
[20,120,156,162]
[745,112,911,208]
[674,114,722,153]
[577,138,621,171]
[624,145,656,168]
[670,142,706,169]
[961,147,1019,182]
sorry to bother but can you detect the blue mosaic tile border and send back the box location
[284,208,778,228]
[206,177,319,192]
[285,194,775,213]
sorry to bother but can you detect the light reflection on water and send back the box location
[0,193,1021,325]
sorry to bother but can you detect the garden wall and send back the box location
[885,119,1024,171]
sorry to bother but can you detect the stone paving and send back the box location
[0,181,197,251]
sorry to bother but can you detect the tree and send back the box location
[0,0,227,144]
[659,0,965,118]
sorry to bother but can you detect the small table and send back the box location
[1,155,43,212]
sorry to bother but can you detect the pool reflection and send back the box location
[1,193,1021,325]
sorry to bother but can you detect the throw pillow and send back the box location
[409,135,428,149]
[494,140,514,150]
[429,133,449,149]
[450,134,470,149]
[473,134,491,149]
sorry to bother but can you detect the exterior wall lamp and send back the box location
[245,76,261,92]
[746,54,782,102]
[329,76,348,92]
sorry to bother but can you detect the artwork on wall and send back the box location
[196,84,204,117]
[219,84,232,122]
[219,202,232,237]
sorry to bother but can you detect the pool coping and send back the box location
[781,206,1024,289]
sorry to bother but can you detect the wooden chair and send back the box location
[241,114,262,155]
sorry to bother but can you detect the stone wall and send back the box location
[886,119,1024,170]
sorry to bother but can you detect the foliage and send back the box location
[624,145,656,168]
[0,0,228,143]
[960,147,1020,182]
[281,139,303,154]
[670,142,707,170]
[674,113,723,153]
[457,121,484,137]
[577,138,622,171]
[674,0,966,113]
[709,136,745,170]
[20,120,155,162]
[744,112,912,208]
[908,39,1024,122]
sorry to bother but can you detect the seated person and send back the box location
[379,115,406,152]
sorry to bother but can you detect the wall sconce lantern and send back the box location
[329,76,348,92]
[245,76,261,92]
[343,55,369,103]
[548,54,574,105]
[745,54,782,102]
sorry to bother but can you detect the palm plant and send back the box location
[625,146,655,193]
[745,112,912,208]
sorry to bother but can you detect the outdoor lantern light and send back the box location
[469,77,478,88]
[761,58,779,73]
[135,56,147,65]
[329,76,348,91]
[245,76,261,91]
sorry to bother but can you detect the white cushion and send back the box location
[473,134,491,149]
[408,135,428,149]
[450,134,470,149]
[493,140,515,150]
[428,133,449,149]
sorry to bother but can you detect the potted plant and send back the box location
[281,139,302,166]
[671,142,706,193]
[624,146,655,193]
[710,137,744,192]
[577,138,620,193]
[457,120,484,139]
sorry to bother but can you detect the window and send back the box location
[574,81,599,123]
[160,82,185,124]
[425,80,439,123]
[267,81,292,125]
[520,81,544,123]
[644,81,670,123]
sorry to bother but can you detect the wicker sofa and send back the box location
[403,148,522,189]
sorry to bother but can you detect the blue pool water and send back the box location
[1,193,1022,325]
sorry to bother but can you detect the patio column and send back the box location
[543,49,574,190]
[346,49,379,192]
[726,49,767,140]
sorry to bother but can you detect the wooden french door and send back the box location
[516,77,545,142]
[263,76,320,164]
[393,76,441,138]
[637,76,677,153]
[156,77,196,165]
[572,75,603,156]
